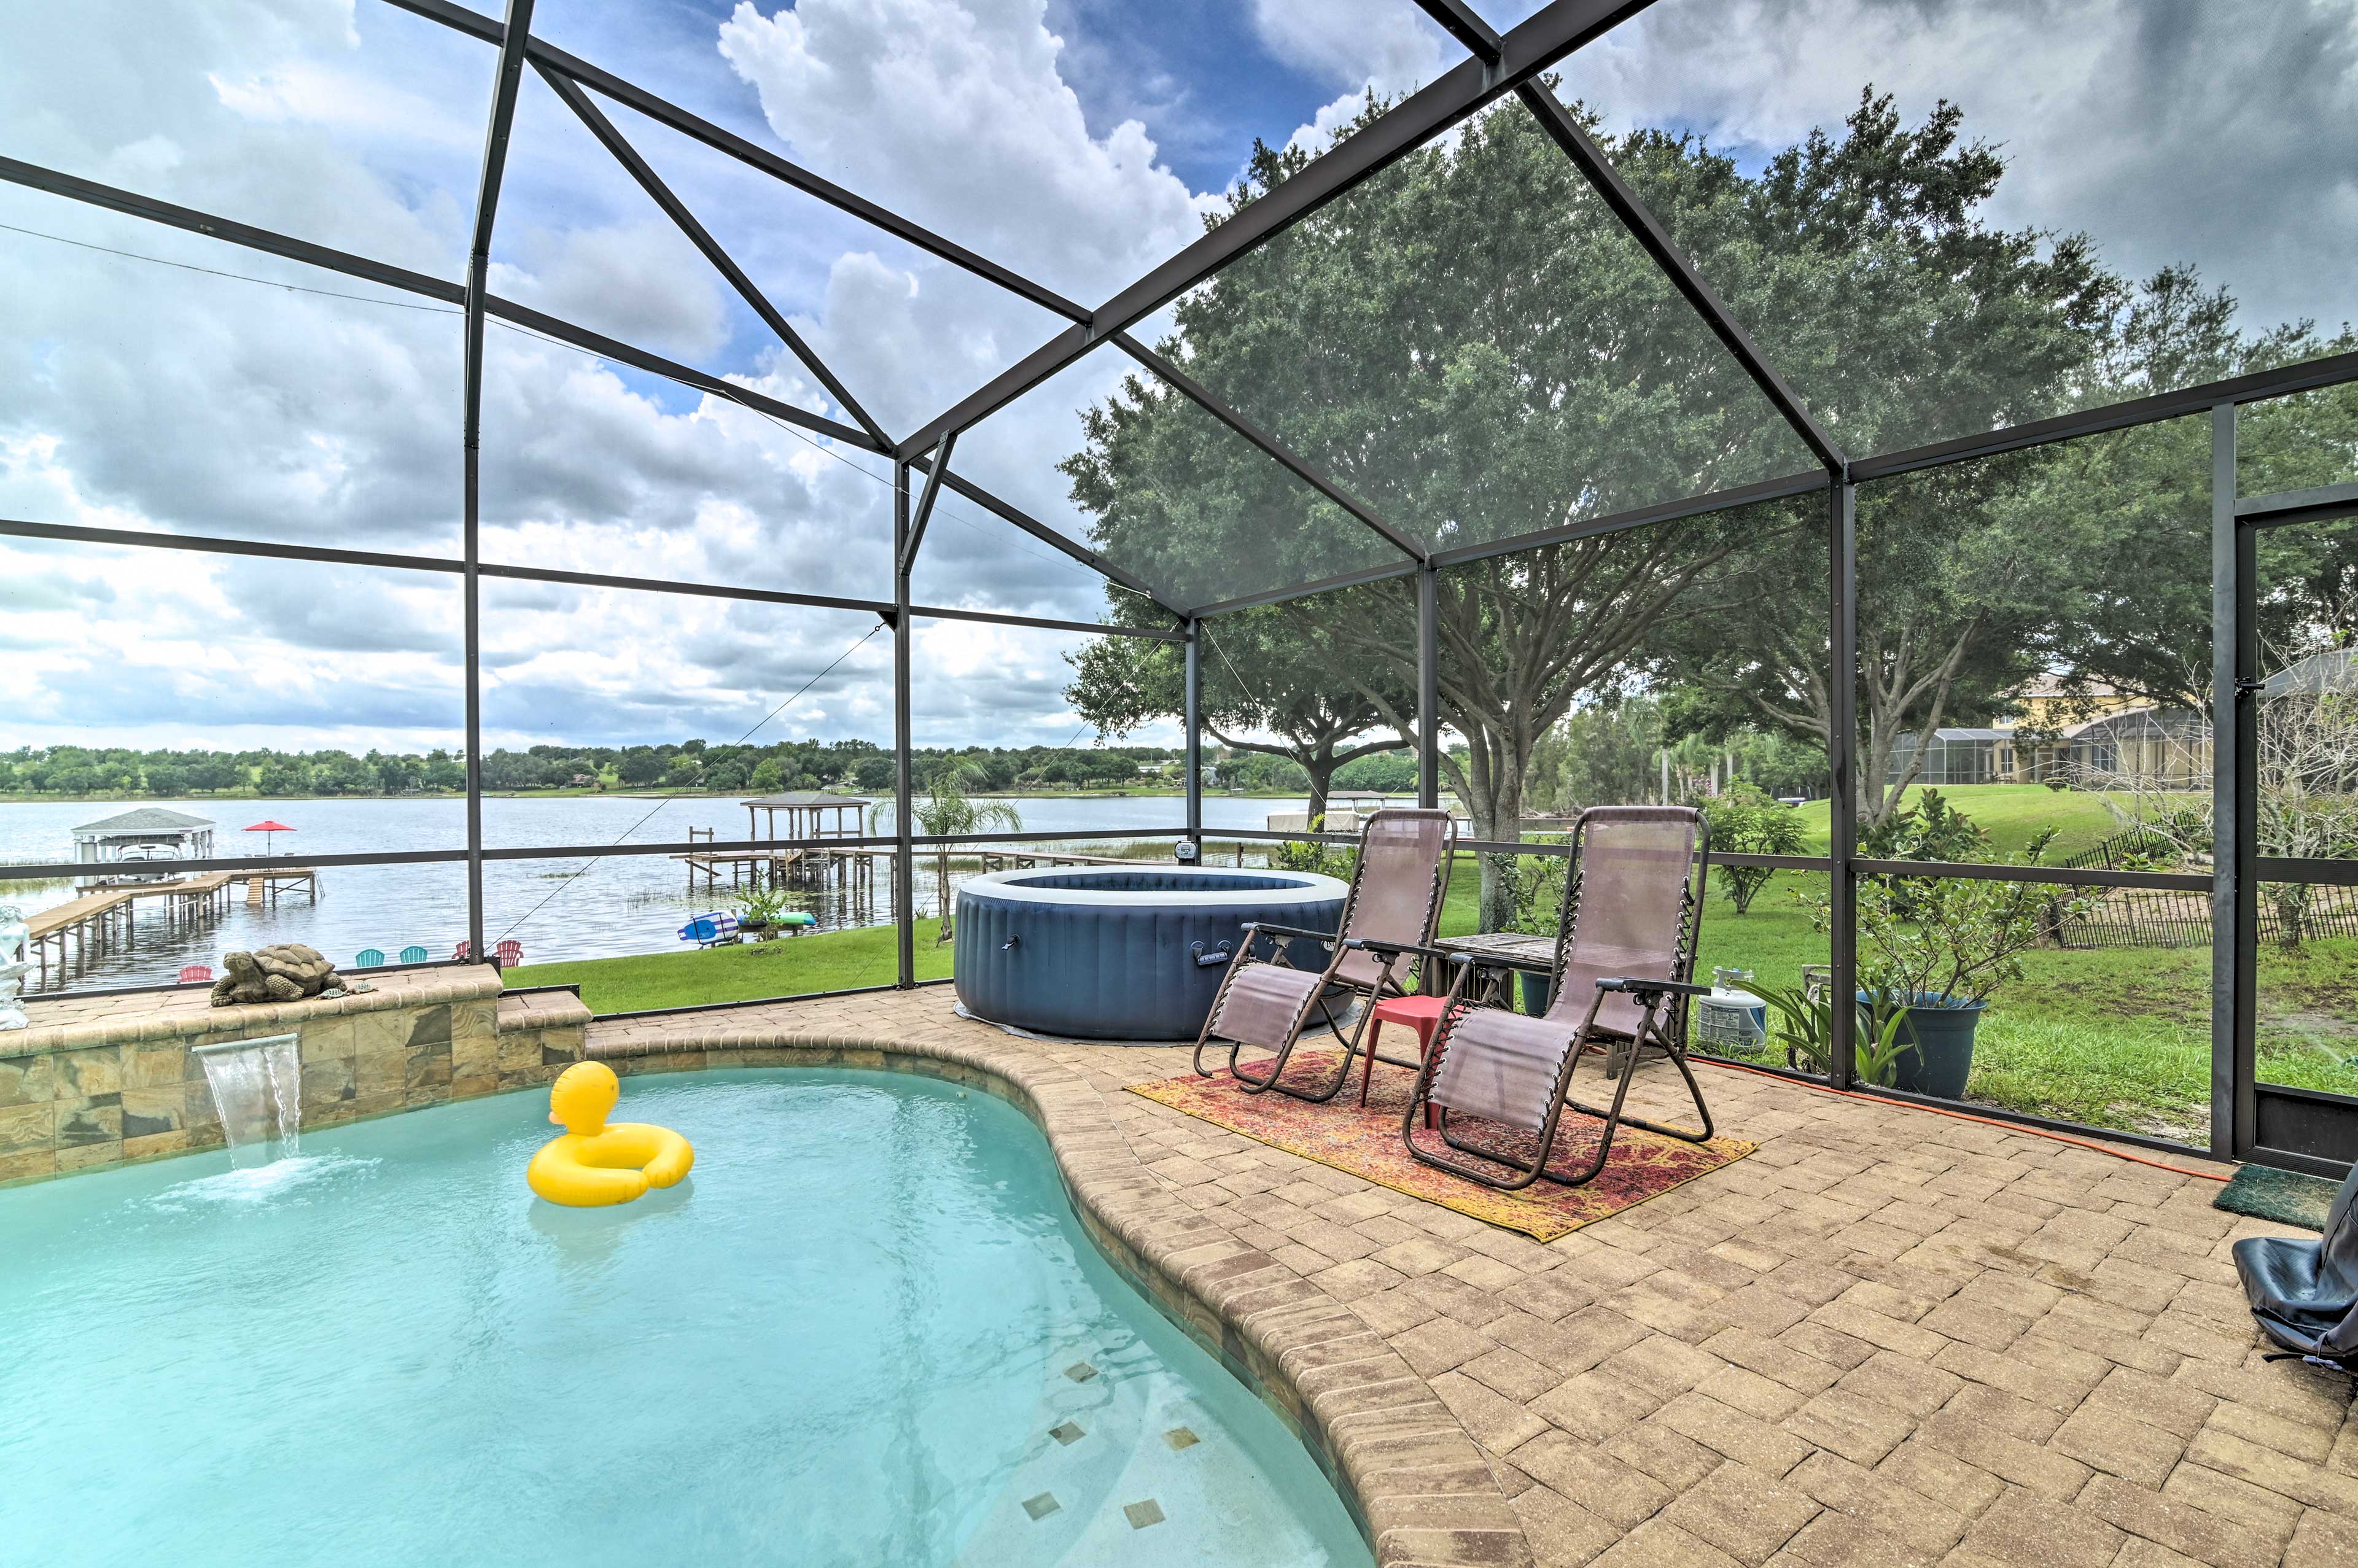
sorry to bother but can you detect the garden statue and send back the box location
[0,907,29,1031]
[208,943,371,1007]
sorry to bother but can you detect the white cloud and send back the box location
[717,0,1215,306]
[1554,0,2358,335]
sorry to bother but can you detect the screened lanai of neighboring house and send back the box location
[6,0,2358,1178]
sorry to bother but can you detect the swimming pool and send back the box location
[0,1069,1369,1566]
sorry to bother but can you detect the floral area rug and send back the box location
[1126,1047,1756,1241]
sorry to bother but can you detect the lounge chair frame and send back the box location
[1389,807,1716,1192]
[1190,809,1457,1103]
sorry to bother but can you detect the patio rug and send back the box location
[2215,1165,2342,1232]
[1127,1049,1755,1241]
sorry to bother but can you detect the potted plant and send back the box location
[1484,848,1568,1015]
[733,885,794,939]
[1797,827,2090,1098]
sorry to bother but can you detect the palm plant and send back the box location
[910,766,1023,942]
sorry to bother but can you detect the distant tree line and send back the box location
[0,740,1193,801]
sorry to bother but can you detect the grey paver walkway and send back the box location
[588,987,2358,1568]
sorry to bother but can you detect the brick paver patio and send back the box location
[588,986,2358,1568]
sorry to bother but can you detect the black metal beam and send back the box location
[898,433,955,576]
[894,0,1660,460]
[480,561,889,617]
[1185,619,1204,848]
[2215,403,2257,1160]
[0,517,464,576]
[382,0,1094,324]
[1428,467,1828,570]
[1417,565,1441,808]
[892,461,916,988]
[0,848,470,882]
[1189,556,1423,619]
[1848,858,2210,892]
[0,153,466,304]
[1414,0,1505,60]
[481,293,879,447]
[2255,857,2358,887]
[3,514,1191,640]
[1112,332,1425,562]
[1853,349,2358,481]
[1121,464,1819,624]
[462,0,538,964]
[1513,81,1845,473]
[906,453,1187,619]
[535,61,891,448]
[908,604,1180,642]
[0,827,1198,886]
[1826,479,1857,1090]
[2236,480,2358,527]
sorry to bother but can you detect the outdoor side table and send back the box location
[1361,993,1445,1128]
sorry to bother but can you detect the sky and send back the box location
[2,0,2354,762]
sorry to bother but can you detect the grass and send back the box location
[505,918,954,1014]
[1786,782,2141,860]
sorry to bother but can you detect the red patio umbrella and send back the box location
[244,820,295,854]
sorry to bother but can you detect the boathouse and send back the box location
[70,808,216,888]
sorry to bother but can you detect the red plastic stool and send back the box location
[1362,993,1448,1128]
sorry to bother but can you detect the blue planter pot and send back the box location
[1857,991,1986,1099]
[1519,972,1554,1017]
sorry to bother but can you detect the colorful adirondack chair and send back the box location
[399,945,429,963]
[178,964,213,984]
[354,948,385,968]
[454,940,472,960]
[494,939,523,968]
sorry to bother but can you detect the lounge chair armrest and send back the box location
[1343,937,1458,967]
[1239,921,1340,944]
[1595,977,1713,999]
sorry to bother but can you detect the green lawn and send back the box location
[1786,782,2141,860]
[505,918,954,1014]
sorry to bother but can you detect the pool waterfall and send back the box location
[192,1034,303,1166]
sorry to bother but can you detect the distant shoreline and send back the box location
[0,788,1329,805]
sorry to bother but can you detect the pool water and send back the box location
[0,1071,1369,1566]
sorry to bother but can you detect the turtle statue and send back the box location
[209,944,372,1007]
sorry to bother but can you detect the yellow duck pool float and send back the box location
[528,1062,695,1207]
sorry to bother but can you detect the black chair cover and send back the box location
[2233,1162,2358,1362]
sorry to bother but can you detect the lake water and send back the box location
[1,794,1329,993]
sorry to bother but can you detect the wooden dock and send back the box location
[26,867,316,989]
[673,847,805,895]
[674,839,1140,899]
[676,828,875,901]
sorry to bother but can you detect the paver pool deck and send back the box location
[588,985,2357,1568]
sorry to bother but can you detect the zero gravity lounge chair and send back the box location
[1191,808,1456,1103]
[1391,806,1716,1191]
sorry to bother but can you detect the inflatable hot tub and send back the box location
[953,866,1350,1041]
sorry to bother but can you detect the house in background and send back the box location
[1881,677,2213,791]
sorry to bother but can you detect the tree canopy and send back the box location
[1062,83,2358,923]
